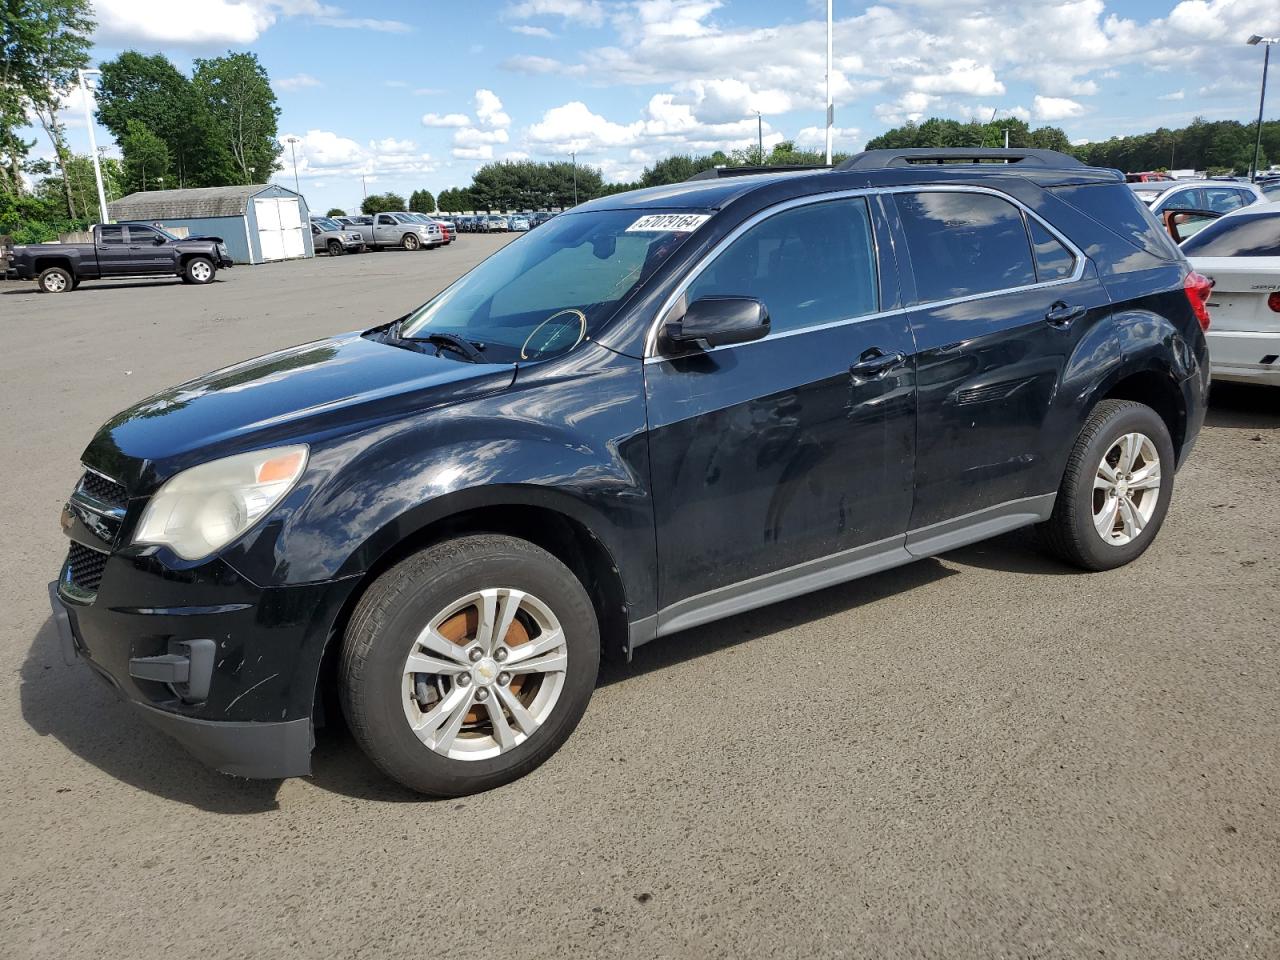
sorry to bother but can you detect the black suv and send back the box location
[50,149,1210,796]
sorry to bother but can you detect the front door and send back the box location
[889,188,1112,540]
[123,224,174,274]
[644,196,917,626]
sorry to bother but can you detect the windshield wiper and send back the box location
[415,331,486,363]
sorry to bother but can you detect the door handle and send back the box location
[1045,302,1087,328]
[849,349,906,379]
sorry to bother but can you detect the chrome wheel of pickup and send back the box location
[189,260,213,282]
[1093,431,1161,546]
[401,587,569,761]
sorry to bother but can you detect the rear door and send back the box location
[890,187,1112,543]
[644,194,917,623]
[93,224,131,276]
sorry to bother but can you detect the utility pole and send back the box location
[78,68,109,224]
[285,136,301,193]
[1246,35,1276,181]
[825,0,833,165]
[570,151,578,206]
[362,174,367,198]
[756,111,763,163]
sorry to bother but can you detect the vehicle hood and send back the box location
[86,331,517,474]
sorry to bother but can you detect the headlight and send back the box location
[134,445,308,560]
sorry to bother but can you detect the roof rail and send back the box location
[685,163,832,182]
[835,148,1084,171]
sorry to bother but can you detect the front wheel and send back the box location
[1037,399,1176,571]
[340,534,600,796]
[183,256,215,284]
[402,232,420,251]
[327,240,344,256]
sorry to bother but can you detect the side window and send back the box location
[126,225,157,243]
[896,191,1036,303]
[1027,219,1076,281]
[1165,188,1203,211]
[1202,188,1247,214]
[98,225,124,244]
[683,197,878,336]
[377,214,395,225]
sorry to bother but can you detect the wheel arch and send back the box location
[312,490,632,728]
[34,256,75,277]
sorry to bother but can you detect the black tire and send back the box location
[37,266,73,293]
[1037,399,1176,571]
[184,256,215,284]
[340,534,600,796]
[327,239,344,256]
[402,232,420,251]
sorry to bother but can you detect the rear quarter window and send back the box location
[1052,182,1181,262]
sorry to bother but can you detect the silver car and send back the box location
[1128,180,1266,217]
[310,217,366,256]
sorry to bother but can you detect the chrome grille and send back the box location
[66,542,108,591]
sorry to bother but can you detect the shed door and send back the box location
[254,197,305,261]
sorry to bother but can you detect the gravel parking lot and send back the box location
[2,234,1277,959]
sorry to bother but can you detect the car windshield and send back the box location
[1181,210,1280,257]
[399,208,707,362]
[313,217,341,231]
[393,213,417,224]
[1130,186,1163,205]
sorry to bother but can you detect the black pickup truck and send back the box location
[8,222,233,293]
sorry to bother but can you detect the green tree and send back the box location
[121,120,170,192]
[35,151,123,216]
[361,192,406,214]
[96,51,232,187]
[193,51,280,184]
[325,207,346,217]
[408,188,436,212]
[0,0,94,214]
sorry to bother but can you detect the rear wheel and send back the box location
[37,267,72,293]
[340,534,599,796]
[402,232,420,251]
[183,256,215,284]
[1037,399,1175,571]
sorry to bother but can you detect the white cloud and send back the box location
[793,125,860,151]
[475,89,511,128]
[422,113,471,128]
[277,73,323,91]
[279,129,437,178]
[312,15,411,32]
[453,145,494,160]
[503,0,604,27]
[1033,95,1086,120]
[93,0,409,46]
[510,24,553,37]
[1158,89,1186,101]
[909,60,1005,97]
[454,127,511,147]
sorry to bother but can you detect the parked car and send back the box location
[1258,177,1280,201]
[1126,171,1174,183]
[344,212,442,251]
[480,215,507,233]
[530,211,555,228]
[50,148,1209,796]
[1129,179,1265,217]
[509,216,531,232]
[429,217,456,243]
[1181,200,1280,386]
[9,222,233,293]
[310,216,366,256]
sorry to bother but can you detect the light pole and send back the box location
[825,0,833,165]
[285,135,301,192]
[1247,35,1277,181]
[77,68,109,224]
[755,110,763,164]
[570,151,578,206]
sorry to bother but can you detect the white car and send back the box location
[1182,201,1280,386]
[1130,179,1266,218]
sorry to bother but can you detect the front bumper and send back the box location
[49,551,359,778]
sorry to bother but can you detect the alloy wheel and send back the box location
[401,588,568,761]
[1093,432,1161,546]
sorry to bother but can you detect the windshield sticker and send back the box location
[625,213,711,233]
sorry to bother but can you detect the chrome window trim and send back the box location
[643,183,1087,362]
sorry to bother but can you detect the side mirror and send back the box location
[665,296,770,350]
[154,235,166,244]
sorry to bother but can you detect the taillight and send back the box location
[1268,292,1280,313]
[1184,271,1212,331]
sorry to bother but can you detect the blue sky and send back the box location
[33,0,1280,213]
